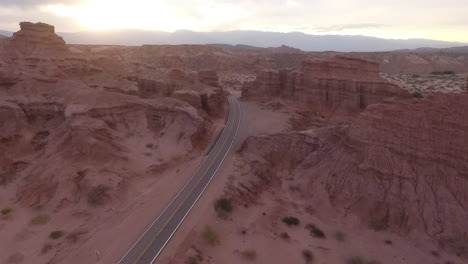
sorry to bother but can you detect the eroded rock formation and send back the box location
[0,22,219,212]
[239,93,468,258]
[8,22,66,55]
[242,56,408,111]
[198,70,220,87]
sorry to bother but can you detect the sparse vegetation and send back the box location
[214,197,233,219]
[1,207,13,219]
[384,239,393,245]
[347,256,381,264]
[187,254,203,264]
[87,185,110,206]
[279,232,291,241]
[347,256,365,264]
[145,143,154,148]
[431,71,455,75]
[187,256,199,264]
[202,225,220,246]
[240,250,257,261]
[30,214,50,225]
[412,91,424,99]
[302,249,314,263]
[305,224,325,238]
[66,231,87,244]
[1,207,13,215]
[282,216,300,226]
[240,228,248,235]
[334,231,346,242]
[41,243,53,255]
[49,230,65,240]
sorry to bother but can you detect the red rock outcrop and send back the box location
[239,93,468,258]
[2,90,206,209]
[137,79,174,98]
[7,22,66,55]
[0,22,227,215]
[242,56,409,111]
[198,70,220,87]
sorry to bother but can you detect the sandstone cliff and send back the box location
[243,56,408,111]
[238,93,468,258]
[0,22,217,212]
[7,22,67,56]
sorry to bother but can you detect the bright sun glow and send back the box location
[41,0,251,32]
[35,0,468,43]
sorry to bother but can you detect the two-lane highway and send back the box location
[118,96,241,264]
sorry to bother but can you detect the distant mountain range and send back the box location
[0,29,466,52]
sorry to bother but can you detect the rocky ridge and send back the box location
[0,22,219,214]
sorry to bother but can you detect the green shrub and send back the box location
[1,207,13,215]
[66,231,87,244]
[187,255,203,264]
[279,232,291,241]
[30,214,50,225]
[302,249,314,263]
[202,225,220,246]
[214,198,233,219]
[49,230,65,240]
[412,92,424,99]
[347,256,381,264]
[282,217,300,226]
[241,250,257,261]
[348,256,365,264]
[305,224,325,238]
[41,243,53,255]
[87,185,110,206]
[1,207,13,219]
[431,71,455,75]
[334,231,346,242]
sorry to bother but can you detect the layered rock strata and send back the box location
[243,56,408,111]
[239,93,468,257]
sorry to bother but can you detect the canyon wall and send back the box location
[0,22,217,211]
[242,56,408,111]
[239,93,468,257]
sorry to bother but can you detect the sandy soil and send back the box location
[157,98,464,264]
[0,115,226,264]
[157,97,291,263]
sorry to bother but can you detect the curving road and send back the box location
[118,96,241,264]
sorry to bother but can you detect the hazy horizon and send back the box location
[2,26,468,44]
[1,0,467,43]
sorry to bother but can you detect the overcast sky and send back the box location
[1,0,467,42]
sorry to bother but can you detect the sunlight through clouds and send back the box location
[1,0,467,42]
[41,0,252,31]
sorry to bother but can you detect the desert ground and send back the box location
[1,22,468,264]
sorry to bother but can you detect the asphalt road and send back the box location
[118,96,241,264]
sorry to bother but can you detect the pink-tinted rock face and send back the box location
[243,56,408,111]
[8,22,66,55]
[240,93,468,258]
[137,79,174,98]
[198,70,220,87]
